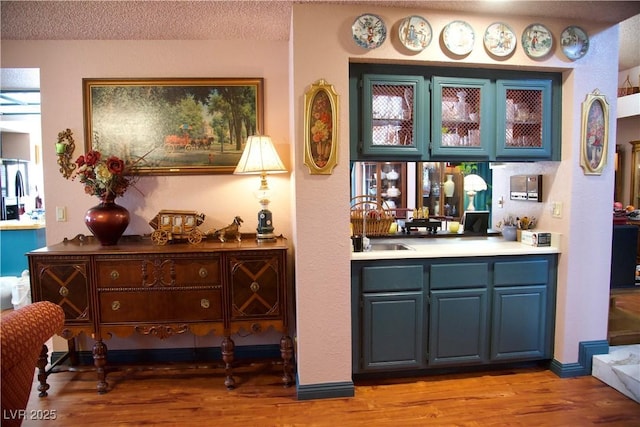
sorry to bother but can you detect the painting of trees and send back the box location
[84,78,263,174]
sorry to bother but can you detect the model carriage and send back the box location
[149,210,206,245]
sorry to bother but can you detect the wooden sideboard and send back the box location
[27,234,293,394]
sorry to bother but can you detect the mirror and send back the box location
[351,161,492,222]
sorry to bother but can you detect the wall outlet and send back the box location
[56,206,66,222]
[551,202,562,218]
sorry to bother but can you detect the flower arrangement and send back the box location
[72,150,135,199]
[309,91,332,167]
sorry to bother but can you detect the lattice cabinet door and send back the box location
[495,79,553,159]
[29,257,92,329]
[227,251,284,323]
[431,76,493,159]
[361,74,426,158]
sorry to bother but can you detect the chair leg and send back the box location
[37,344,50,397]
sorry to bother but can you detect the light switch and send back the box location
[56,206,66,222]
[552,202,562,218]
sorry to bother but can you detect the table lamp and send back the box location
[234,135,287,241]
[463,174,487,211]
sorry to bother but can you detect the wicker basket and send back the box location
[350,196,394,237]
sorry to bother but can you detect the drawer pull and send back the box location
[110,270,120,280]
[199,268,208,278]
[200,298,210,309]
[250,281,260,292]
[111,301,121,311]
[59,286,69,297]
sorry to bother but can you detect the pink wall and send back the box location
[291,4,619,386]
[1,3,622,389]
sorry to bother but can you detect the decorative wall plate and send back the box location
[398,15,432,52]
[483,22,516,57]
[560,26,589,60]
[443,20,475,55]
[352,13,387,49]
[521,23,553,58]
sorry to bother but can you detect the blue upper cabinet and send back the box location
[360,74,427,158]
[431,76,493,160]
[495,79,553,160]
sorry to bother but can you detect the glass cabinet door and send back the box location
[417,162,463,220]
[496,79,552,159]
[431,77,492,159]
[361,74,426,157]
[351,162,408,218]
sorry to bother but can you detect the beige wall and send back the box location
[1,3,622,390]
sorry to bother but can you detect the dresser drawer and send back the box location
[99,288,223,323]
[96,255,221,288]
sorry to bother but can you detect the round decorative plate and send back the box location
[352,13,387,49]
[443,20,475,55]
[483,22,516,57]
[521,23,553,58]
[560,26,589,60]
[398,15,432,52]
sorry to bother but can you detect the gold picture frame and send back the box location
[303,79,339,175]
[580,89,609,176]
[83,78,264,175]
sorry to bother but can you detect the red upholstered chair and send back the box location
[1,301,64,427]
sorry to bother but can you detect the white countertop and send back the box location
[351,234,561,260]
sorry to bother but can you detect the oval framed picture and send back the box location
[561,26,589,60]
[483,22,516,57]
[352,13,387,49]
[443,20,475,56]
[398,15,432,52]
[521,23,553,59]
[303,79,339,175]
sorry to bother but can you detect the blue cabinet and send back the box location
[495,79,553,160]
[491,259,554,360]
[352,263,425,373]
[0,226,46,276]
[350,63,562,162]
[360,74,427,158]
[431,76,494,159]
[352,254,557,375]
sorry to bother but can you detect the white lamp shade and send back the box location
[234,135,286,175]
[463,174,487,192]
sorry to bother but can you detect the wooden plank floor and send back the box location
[20,362,640,426]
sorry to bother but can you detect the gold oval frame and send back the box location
[303,79,339,175]
[580,89,609,176]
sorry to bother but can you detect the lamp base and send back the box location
[256,208,276,242]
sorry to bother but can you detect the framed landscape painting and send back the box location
[83,78,264,175]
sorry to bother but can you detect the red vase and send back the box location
[84,194,130,246]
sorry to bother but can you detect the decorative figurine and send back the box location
[211,216,243,242]
[148,210,206,245]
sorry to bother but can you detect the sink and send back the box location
[369,243,413,251]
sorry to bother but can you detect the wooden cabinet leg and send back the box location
[280,335,294,387]
[36,344,50,397]
[93,340,108,394]
[221,336,235,389]
[68,337,78,366]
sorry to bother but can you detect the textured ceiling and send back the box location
[1,1,639,70]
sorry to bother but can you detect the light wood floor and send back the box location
[21,361,640,427]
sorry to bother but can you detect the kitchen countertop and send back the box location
[0,219,46,230]
[351,234,561,260]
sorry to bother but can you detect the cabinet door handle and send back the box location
[199,267,208,278]
[110,270,120,280]
[59,286,69,297]
[250,281,260,292]
[200,298,210,309]
[111,301,121,311]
